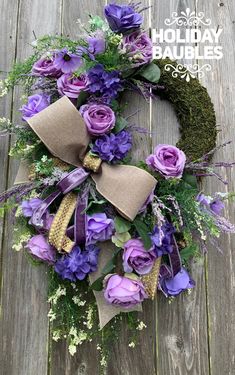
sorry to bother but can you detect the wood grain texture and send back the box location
[152,1,210,374]
[198,1,235,374]
[0,1,61,375]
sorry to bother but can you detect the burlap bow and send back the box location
[16,96,158,327]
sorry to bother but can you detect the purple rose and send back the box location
[104,4,143,34]
[121,31,153,66]
[26,234,56,264]
[159,267,195,297]
[57,73,89,99]
[86,213,114,245]
[81,104,115,136]
[104,274,147,308]
[123,239,156,275]
[21,198,43,217]
[146,144,186,179]
[54,245,100,281]
[87,36,106,56]
[54,48,82,74]
[19,94,50,121]
[32,56,62,78]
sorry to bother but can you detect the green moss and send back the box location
[154,59,217,160]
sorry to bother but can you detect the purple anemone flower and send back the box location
[158,267,195,297]
[104,3,143,34]
[54,48,83,74]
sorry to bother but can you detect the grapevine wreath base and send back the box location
[0,2,233,372]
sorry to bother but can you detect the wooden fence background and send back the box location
[0,0,234,374]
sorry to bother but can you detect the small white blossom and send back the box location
[128,342,136,348]
[68,344,77,356]
[136,321,147,331]
[48,285,66,304]
[48,309,56,322]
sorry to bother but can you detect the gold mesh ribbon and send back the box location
[141,257,161,300]
[83,153,102,172]
[49,192,77,253]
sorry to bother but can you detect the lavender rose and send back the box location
[57,73,89,99]
[146,144,186,179]
[86,213,114,245]
[104,274,147,308]
[32,56,62,78]
[159,267,195,297]
[121,31,153,66]
[26,234,56,264]
[123,239,156,275]
[81,104,115,136]
[104,4,143,34]
[19,94,50,121]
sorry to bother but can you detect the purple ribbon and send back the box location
[159,235,182,283]
[31,167,90,246]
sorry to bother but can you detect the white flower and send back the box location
[136,321,147,331]
[128,342,136,348]
[68,344,77,356]
[48,285,66,304]
[48,309,56,322]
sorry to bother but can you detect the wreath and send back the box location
[0,3,234,372]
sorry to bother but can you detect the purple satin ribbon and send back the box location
[31,167,90,245]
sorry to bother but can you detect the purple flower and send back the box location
[86,213,114,245]
[146,144,186,179]
[87,36,106,55]
[54,48,82,74]
[104,274,147,308]
[54,245,100,281]
[19,94,50,121]
[104,4,142,34]
[159,267,195,297]
[91,130,132,162]
[32,56,62,78]
[210,199,225,215]
[151,222,175,257]
[121,31,153,66]
[87,64,123,103]
[26,234,56,264]
[21,198,43,217]
[123,239,156,275]
[81,104,115,136]
[139,189,154,213]
[57,73,89,99]
[196,193,225,215]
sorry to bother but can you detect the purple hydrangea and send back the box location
[104,3,143,34]
[19,94,50,121]
[86,213,114,245]
[21,198,43,217]
[159,267,195,297]
[87,64,123,103]
[151,222,176,257]
[54,48,83,74]
[91,130,132,163]
[54,245,100,281]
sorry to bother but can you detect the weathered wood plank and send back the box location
[198,1,235,374]
[152,1,210,374]
[0,1,61,375]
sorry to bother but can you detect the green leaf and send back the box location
[113,116,128,134]
[182,173,198,189]
[76,91,89,109]
[90,275,105,291]
[139,62,161,83]
[114,216,132,234]
[101,248,121,274]
[133,218,152,250]
[180,244,199,262]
